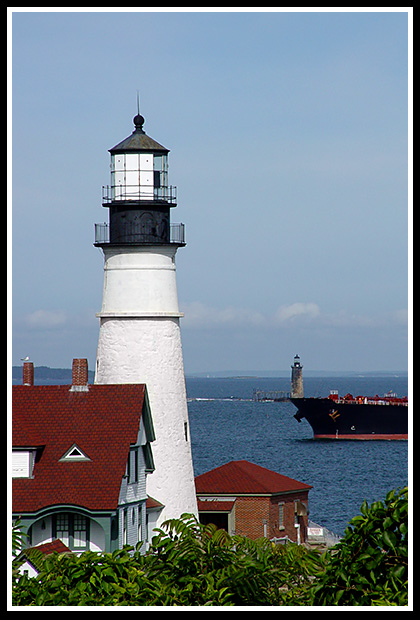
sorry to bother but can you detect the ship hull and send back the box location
[291,397,408,440]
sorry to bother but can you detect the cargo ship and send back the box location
[291,390,408,440]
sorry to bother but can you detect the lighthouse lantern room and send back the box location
[96,113,182,246]
[94,111,197,525]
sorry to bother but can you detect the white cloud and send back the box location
[24,309,67,329]
[182,301,321,329]
[318,308,409,330]
[182,301,265,328]
[391,309,409,326]
[274,302,321,324]
[182,301,408,332]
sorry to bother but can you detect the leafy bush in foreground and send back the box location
[12,487,408,607]
[12,516,321,606]
[309,486,408,606]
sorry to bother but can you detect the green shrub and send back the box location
[310,486,408,606]
[12,514,321,606]
[12,487,408,607]
[141,514,321,605]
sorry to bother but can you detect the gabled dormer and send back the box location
[12,448,41,479]
[59,444,91,462]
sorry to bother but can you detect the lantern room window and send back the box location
[110,152,168,201]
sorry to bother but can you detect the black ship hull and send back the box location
[291,397,408,440]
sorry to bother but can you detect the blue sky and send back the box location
[10,9,411,374]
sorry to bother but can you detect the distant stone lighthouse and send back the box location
[291,354,304,398]
[94,110,197,524]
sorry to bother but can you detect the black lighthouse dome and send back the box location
[133,113,145,132]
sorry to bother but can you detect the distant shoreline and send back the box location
[12,365,408,383]
[11,366,95,383]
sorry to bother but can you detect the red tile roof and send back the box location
[12,384,147,513]
[195,460,312,496]
[28,539,71,556]
[146,496,164,510]
[17,539,72,573]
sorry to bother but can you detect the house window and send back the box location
[278,503,285,529]
[145,509,149,543]
[73,515,87,548]
[54,513,89,551]
[12,450,35,478]
[56,514,70,547]
[127,448,139,483]
[123,510,128,546]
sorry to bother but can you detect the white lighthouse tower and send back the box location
[94,110,197,525]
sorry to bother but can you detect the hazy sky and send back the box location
[10,9,411,374]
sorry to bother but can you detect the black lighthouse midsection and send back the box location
[109,204,170,244]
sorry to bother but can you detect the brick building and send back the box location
[195,460,312,543]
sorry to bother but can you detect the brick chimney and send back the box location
[23,361,34,386]
[70,358,89,391]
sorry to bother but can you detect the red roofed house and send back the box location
[195,460,312,544]
[15,539,71,578]
[12,359,159,554]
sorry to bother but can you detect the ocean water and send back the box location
[186,375,409,536]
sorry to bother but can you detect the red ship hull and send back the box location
[313,433,408,440]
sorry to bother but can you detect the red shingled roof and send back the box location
[195,460,312,495]
[12,384,147,513]
[28,539,71,556]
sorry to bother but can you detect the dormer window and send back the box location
[59,444,91,462]
[12,449,36,478]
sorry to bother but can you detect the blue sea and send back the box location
[186,375,409,537]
